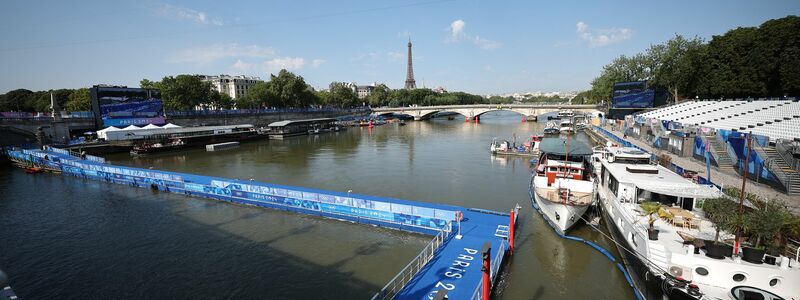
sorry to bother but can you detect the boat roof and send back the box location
[539,138,593,156]
[602,160,721,198]
[608,146,651,159]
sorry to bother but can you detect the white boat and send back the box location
[559,119,575,134]
[490,136,540,157]
[531,137,595,234]
[557,109,574,120]
[595,145,800,300]
[490,139,511,154]
[544,121,560,134]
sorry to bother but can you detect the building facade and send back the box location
[200,75,263,99]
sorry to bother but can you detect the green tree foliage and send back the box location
[0,89,35,111]
[156,75,216,110]
[65,88,91,111]
[238,81,270,109]
[266,70,316,108]
[380,89,486,107]
[647,35,705,100]
[589,16,800,100]
[366,84,389,107]
[328,82,358,108]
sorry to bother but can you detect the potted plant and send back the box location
[640,201,661,240]
[701,197,737,259]
[742,199,792,264]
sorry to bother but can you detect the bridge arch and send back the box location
[0,126,37,147]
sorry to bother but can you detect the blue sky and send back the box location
[1,0,798,94]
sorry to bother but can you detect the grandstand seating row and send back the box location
[636,99,800,141]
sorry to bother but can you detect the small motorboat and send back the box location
[544,121,560,135]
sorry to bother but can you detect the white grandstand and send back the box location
[638,99,800,141]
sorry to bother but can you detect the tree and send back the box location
[157,75,215,110]
[648,35,705,101]
[1,89,34,111]
[65,88,91,111]
[239,82,270,109]
[328,82,358,108]
[209,92,234,109]
[140,79,159,89]
[266,69,315,107]
[366,84,389,107]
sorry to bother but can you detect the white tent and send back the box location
[123,125,143,131]
[163,123,181,129]
[96,126,121,140]
[142,124,161,129]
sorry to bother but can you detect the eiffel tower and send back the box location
[404,38,416,90]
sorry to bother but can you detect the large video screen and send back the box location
[612,81,654,108]
[90,86,165,127]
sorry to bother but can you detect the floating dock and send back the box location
[6,147,517,300]
[206,141,240,151]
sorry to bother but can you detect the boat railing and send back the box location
[786,238,800,264]
[468,241,506,300]
[370,221,453,300]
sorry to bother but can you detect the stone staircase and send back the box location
[705,134,737,172]
[757,145,800,195]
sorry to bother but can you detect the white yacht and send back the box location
[558,109,574,120]
[596,145,800,300]
[559,119,575,134]
[531,138,595,234]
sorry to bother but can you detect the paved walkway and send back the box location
[596,125,800,214]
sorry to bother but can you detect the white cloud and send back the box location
[229,57,307,74]
[312,59,325,68]
[265,57,305,71]
[449,20,466,38]
[576,21,632,47]
[156,3,224,26]
[445,19,502,50]
[169,43,275,64]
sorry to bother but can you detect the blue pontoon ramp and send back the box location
[6,147,518,300]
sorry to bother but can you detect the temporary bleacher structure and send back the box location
[636,98,800,195]
[638,99,800,141]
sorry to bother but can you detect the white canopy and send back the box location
[162,123,181,128]
[142,124,161,129]
[96,126,121,139]
[633,181,722,199]
[123,125,143,130]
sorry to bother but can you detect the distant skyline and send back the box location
[1,0,798,94]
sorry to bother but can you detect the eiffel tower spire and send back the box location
[404,37,416,90]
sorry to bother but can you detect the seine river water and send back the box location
[0,111,634,299]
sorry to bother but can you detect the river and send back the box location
[0,111,634,299]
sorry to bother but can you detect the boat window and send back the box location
[609,175,619,197]
[600,166,606,185]
[549,167,557,172]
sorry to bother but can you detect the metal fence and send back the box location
[371,222,453,300]
[165,107,370,117]
[0,108,371,119]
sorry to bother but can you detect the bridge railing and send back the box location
[371,221,453,300]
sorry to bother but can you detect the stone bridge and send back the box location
[371,104,601,121]
[0,117,95,146]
